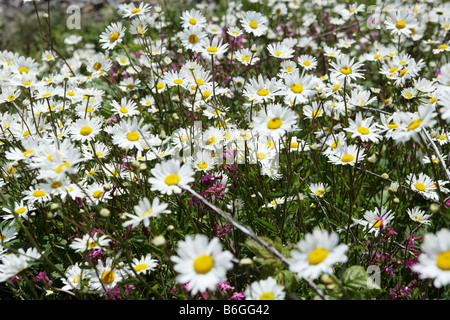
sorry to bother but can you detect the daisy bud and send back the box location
[131,160,141,169]
[430,203,440,213]
[139,163,147,171]
[159,130,167,140]
[239,258,254,266]
[326,283,337,290]
[104,183,112,191]
[172,113,179,120]
[50,203,59,210]
[23,99,30,106]
[155,6,162,13]
[164,57,172,65]
[250,45,258,53]
[430,131,438,138]
[310,143,318,151]
[320,274,334,284]
[100,208,110,218]
[167,225,174,231]
[47,212,54,219]
[393,197,400,203]
[177,49,183,54]
[43,13,49,19]
[152,235,166,247]
[388,182,399,192]
[123,181,130,187]
[381,173,389,180]
[368,154,377,163]
[120,213,128,220]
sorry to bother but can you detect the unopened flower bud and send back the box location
[430,203,440,213]
[393,197,400,203]
[381,173,389,180]
[152,235,166,247]
[139,163,147,171]
[155,6,162,13]
[100,208,110,218]
[368,154,377,163]
[239,258,253,266]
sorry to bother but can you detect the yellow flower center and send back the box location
[109,32,120,43]
[134,264,148,272]
[341,154,355,163]
[332,84,341,92]
[164,174,180,186]
[407,119,422,131]
[373,220,382,228]
[257,152,267,160]
[399,69,408,77]
[101,271,115,284]
[340,67,352,75]
[93,190,103,198]
[139,210,153,218]
[189,18,197,25]
[290,84,304,93]
[193,255,214,274]
[286,66,293,72]
[32,190,46,197]
[120,107,128,114]
[55,162,70,173]
[131,8,141,14]
[51,181,62,189]
[156,82,165,90]
[373,54,382,59]
[438,135,446,140]
[80,126,93,136]
[257,89,269,96]
[274,51,282,57]
[308,248,329,265]
[249,21,258,29]
[207,46,218,53]
[93,62,102,71]
[7,95,15,101]
[311,110,321,117]
[202,91,211,100]
[197,162,208,169]
[414,182,426,192]
[188,34,198,44]
[395,20,406,29]
[315,189,325,195]
[267,118,283,129]
[290,142,299,148]
[23,149,33,157]
[357,126,370,135]
[15,207,26,214]
[388,124,398,129]
[19,67,29,74]
[259,292,275,300]
[127,131,140,141]
[303,61,311,67]
[436,251,450,270]
[206,136,217,145]
[173,79,183,85]
[438,44,448,50]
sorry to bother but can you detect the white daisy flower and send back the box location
[244,276,286,300]
[148,159,195,195]
[170,234,234,295]
[288,229,348,280]
[412,228,450,288]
